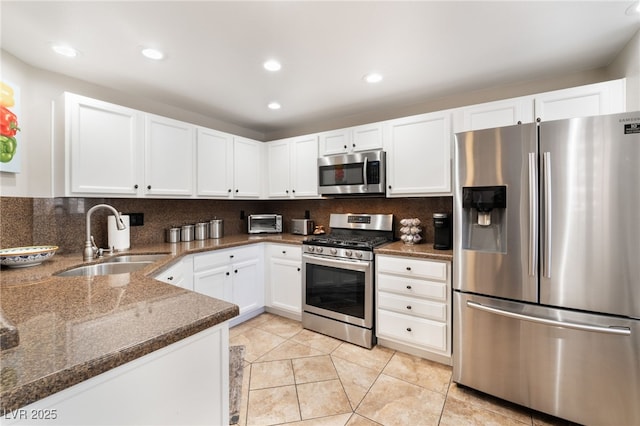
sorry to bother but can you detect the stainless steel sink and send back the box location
[105,254,167,263]
[55,254,168,277]
[55,261,153,277]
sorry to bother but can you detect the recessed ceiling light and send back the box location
[626,0,640,14]
[263,60,282,72]
[52,45,78,58]
[268,102,281,110]
[364,73,383,84]
[141,48,164,60]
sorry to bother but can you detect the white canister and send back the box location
[108,214,130,251]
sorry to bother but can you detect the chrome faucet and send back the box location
[83,204,127,261]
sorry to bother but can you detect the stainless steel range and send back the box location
[302,213,394,349]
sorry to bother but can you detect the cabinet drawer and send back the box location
[378,292,447,322]
[377,310,447,352]
[377,256,447,281]
[267,244,302,260]
[193,246,260,271]
[377,273,447,302]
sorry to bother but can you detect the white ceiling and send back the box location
[1,1,639,137]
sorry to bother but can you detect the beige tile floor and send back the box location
[230,313,578,426]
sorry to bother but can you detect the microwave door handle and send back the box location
[363,157,368,186]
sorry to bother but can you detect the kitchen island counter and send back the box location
[0,233,306,413]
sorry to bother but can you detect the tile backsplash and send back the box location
[1,196,452,254]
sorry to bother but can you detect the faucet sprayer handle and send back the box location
[90,236,98,252]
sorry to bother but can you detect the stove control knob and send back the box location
[307,246,315,253]
[355,252,363,259]
[316,247,324,253]
[345,250,353,257]
[330,248,338,255]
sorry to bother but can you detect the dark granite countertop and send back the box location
[0,234,307,413]
[0,233,449,412]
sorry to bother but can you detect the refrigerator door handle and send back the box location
[528,152,538,277]
[467,301,631,336]
[543,151,552,278]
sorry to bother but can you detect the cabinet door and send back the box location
[290,135,319,198]
[232,257,263,315]
[145,114,194,196]
[319,129,350,156]
[534,79,626,122]
[266,139,292,198]
[267,245,303,316]
[193,263,233,302]
[197,127,234,197]
[67,94,142,196]
[384,111,452,196]
[233,137,262,198]
[351,123,383,152]
[452,96,534,133]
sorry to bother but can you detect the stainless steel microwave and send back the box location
[248,214,282,234]
[318,150,386,196]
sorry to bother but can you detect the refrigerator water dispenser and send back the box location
[462,186,507,253]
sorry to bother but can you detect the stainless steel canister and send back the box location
[195,222,209,240]
[166,227,181,243]
[181,224,194,242]
[209,219,223,239]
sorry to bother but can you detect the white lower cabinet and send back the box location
[4,324,229,426]
[376,254,452,365]
[265,244,302,320]
[155,256,193,290]
[192,245,264,325]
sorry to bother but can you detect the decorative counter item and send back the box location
[400,218,422,244]
[0,245,58,267]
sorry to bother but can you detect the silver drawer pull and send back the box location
[406,267,412,271]
[406,327,412,332]
[406,305,412,310]
[406,285,412,289]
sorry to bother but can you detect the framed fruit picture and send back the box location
[1,80,21,173]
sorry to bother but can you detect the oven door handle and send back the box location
[303,253,371,269]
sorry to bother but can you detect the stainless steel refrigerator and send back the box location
[453,111,640,426]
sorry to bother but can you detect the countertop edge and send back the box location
[0,304,239,413]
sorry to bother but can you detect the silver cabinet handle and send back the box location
[543,151,552,278]
[528,152,538,277]
[467,301,631,336]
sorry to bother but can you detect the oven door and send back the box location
[302,253,373,328]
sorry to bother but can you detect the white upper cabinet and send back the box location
[452,79,626,134]
[384,111,452,197]
[144,114,195,197]
[266,139,291,198]
[452,96,535,133]
[267,134,319,199]
[196,127,234,198]
[319,123,383,156]
[533,79,626,122]
[290,135,319,197]
[60,93,144,197]
[233,137,263,198]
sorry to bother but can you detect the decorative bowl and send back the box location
[0,245,59,268]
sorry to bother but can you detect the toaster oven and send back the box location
[248,214,282,234]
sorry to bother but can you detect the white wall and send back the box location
[608,28,640,112]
